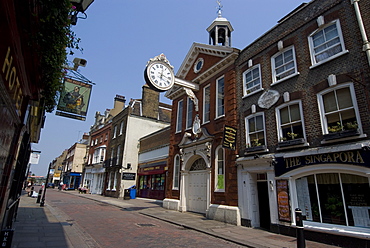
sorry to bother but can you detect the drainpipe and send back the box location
[352,0,370,66]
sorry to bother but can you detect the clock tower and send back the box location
[207,1,233,47]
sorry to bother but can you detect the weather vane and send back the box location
[216,1,223,17]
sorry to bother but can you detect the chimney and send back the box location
[142,84,159,119]
[114,95,126,110]
[110,95,126,117]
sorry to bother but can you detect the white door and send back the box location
[187,170,207,214]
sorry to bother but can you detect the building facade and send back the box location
[235,0,370,245]
[0,1,58,230]
[84,95,125,195]
[86,122,111,194]
[104,85,171,198]
[137,127,170,200]
[62,140,87,190]
[50,150,67,186]
[163,12,240,224]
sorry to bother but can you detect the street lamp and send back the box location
[70,0,94,25]
[40,163,52,207]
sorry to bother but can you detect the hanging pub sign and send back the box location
[276,180,291,222]
[56,77,92,121]
[222,125,237,150]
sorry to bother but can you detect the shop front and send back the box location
[238,142,370,245]
[276,144,370,247]
[63,172,82,190]
[137,163,166,200]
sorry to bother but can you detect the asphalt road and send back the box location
[45,189,246,248]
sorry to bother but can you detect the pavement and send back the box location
[11,189,340,248]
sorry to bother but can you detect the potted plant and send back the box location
[245,138,266,153]
[278,132,305,147]
[324,121,359,140]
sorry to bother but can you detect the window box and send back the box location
[323,129,360,141]
[278,138,305,147]
[245,145,267,154]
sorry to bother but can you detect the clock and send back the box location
[144,54,175,92]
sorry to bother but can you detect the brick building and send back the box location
[235,0,370,246]
[84,95,125,195]
[163,10,240,224]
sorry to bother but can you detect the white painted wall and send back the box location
[119,116,169,197]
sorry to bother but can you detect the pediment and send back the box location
[176,42,237,81]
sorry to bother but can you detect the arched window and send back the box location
[295,173,370,227]
[173,155,180,190]
[215,147,225,192]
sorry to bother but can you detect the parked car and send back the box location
[46,183,55,188]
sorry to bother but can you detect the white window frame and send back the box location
[203,84,211,124]
[242,64,262,97]
[317,83,362,135]
[110,148,114,166]
[112,172,117,191]
[271,45,298,84]
[186,97,193,130]
[173,155,180,190]
[119,121,124,135]
[176,100,183,133]
[113,125,117,139]
[116,144,121,165]
[275,100,306,142]
[215,146,225,192]
[108,171,113,190]
[308,19,348,67]
[216,76,225,118]
[245,112,266,148]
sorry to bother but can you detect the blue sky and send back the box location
[31,0,305,175]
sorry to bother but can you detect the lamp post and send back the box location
[40,163,52,207]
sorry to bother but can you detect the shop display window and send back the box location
[139,174,165,191]
[296,173,370,228]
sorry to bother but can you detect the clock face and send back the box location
[145,61,175,92]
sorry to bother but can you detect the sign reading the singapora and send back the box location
[222,125,237,150]
[56,77,92,121]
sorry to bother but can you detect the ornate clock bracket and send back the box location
[184,88,199,111]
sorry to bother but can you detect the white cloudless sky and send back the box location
[30,0,305,175]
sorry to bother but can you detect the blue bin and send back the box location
[130,188,136,199]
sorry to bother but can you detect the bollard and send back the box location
[295,208,306,248]
[28,186,34,197]
[36,188,42,203]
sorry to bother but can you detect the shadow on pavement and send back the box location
[12,194,70,248]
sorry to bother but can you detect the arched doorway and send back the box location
[187,157,208,214]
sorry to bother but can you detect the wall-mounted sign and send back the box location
[275,149,370,177]
[122,173,136,180]
[29,152,41,164]
[222,125,237,150]
[56,77,92,121]
[1,229,14,248]
[276,180,291,222]
[257,90,279,109]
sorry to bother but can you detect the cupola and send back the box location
[207,2,233,47]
